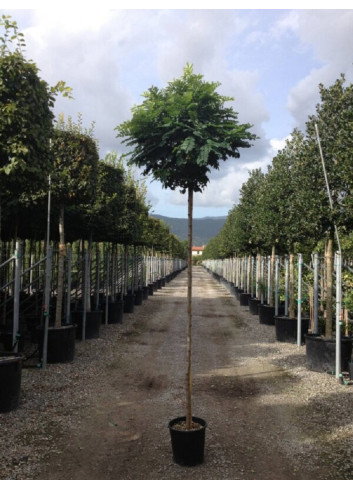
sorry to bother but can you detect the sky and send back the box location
[2,2,353,219]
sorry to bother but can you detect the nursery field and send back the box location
[1,267,353,480]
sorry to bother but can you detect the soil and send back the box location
[19,267,350,480]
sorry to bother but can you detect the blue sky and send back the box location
[2,3,353,218]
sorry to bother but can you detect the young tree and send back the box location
[117,63,256,429]
[304,75,353,337]
[50,115,99,327]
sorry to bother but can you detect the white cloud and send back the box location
[287,10,353,131]
[3,8,353,218]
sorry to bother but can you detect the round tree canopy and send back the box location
[116,63,257,194]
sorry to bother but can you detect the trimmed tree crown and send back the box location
[116,63,257,193]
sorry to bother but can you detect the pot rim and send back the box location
[0,352,23,364]
[168,416,207,431]
[304,333,353,342]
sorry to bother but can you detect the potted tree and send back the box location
[46,115,99,360]
[0,16,71,377]
[302,77,353,373]
[260,130,312,341]
[117,63,256,465]
[252,163,287,325]
[89,153,126,325]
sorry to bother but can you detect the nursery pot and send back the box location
[39,324,76,364]
[348,361,353,380]
[274,316,310,343]
[123,293,135,314]
[239,292,251,306]
[148,284,154,296]
[168,416,207,466]
[142,286,149,300]
[305,334,353,373]
[134,288,143,306]
[248,297,261,315]
[0,353,23,413]
[107,300,124,324]
[71,310,102,340]
[258,304,284,326]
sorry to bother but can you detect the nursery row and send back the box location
[203,76,353,263]
[203,253,353,383]
[0,240,187,413]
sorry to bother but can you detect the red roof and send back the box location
[192,246,205,251]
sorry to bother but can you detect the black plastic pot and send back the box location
[239,292,251,306]
[107,300,124,324]
[349,361,353,380]
[142,286,149,300]
[71,310,102,340]
[40,324,76,364]
[248,297,261,315]
[305,334,353,373]
[134,288,143,306]
[148,284,154,296]
[0,353,23,413]
[168,416,207,466]
[274,316,310,343]
[123,293,135,314]
[258,304,284,325]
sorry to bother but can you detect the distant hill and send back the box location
[151,214,227,246]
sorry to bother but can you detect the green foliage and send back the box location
[116,63,257,193]
[85,154,126,242]
[306,75,353,235]
[0,42,54,198]
[0,15,72,242]
[207,74,353,260]
[50,118,99,210]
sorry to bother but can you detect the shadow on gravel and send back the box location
[195,368,298,399]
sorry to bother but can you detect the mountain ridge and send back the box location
[151,213,227,246]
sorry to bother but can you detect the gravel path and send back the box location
[1,266,353,480]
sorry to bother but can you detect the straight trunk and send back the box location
[256,253,261,300]
[86,234,93,312]
[55,206,66,328]
[186,187,193,430]
[289,253,295,319]
[325,236,334,338]
[269,245,275,307]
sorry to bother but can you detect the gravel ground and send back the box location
[1,266,353,480]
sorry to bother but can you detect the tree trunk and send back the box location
[289,253,295,319]
[325,236,334,338]
[86,234,93,312]
[269,245,275,307]
[55,206,66,328]
[186,187,193,430]
[256,253,261,300]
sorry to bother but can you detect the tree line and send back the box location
[0,15,186,259]
[203,74,353,338]
[204,74,353,262]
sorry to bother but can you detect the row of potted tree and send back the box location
[202,73,353,381]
